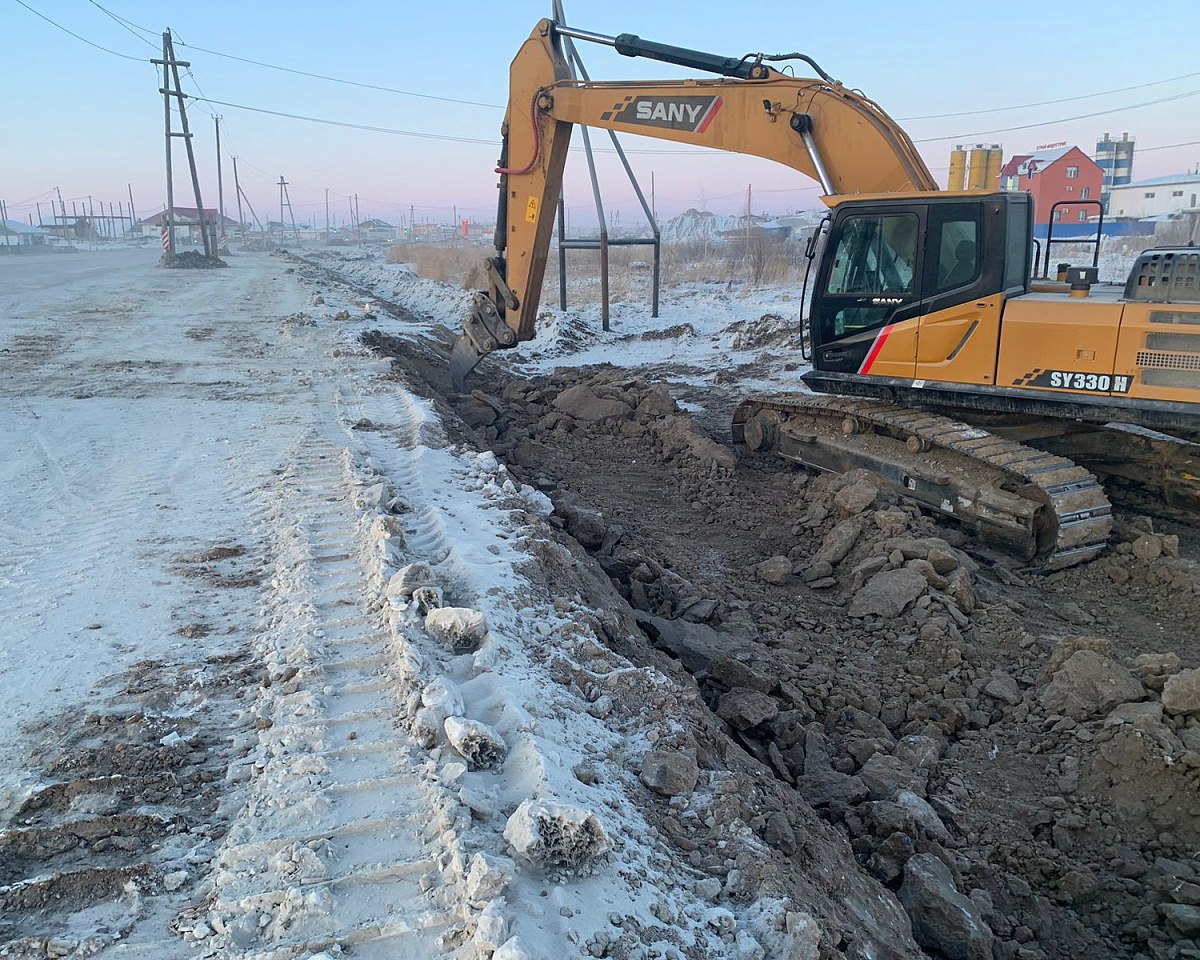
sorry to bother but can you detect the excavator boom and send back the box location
[450,18,936,388]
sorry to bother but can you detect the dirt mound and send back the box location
[158,251,228,269]
[429,358,1200,960]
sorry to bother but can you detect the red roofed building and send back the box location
[998,145,1103,226]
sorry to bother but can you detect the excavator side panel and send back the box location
[858,317,918,378]
[914,297,1004,386]
[996,299,1124,397]
[1113,302,1200,403]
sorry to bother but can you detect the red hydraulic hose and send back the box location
[495,94,542,176]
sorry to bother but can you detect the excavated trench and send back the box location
[360,321,1200,960]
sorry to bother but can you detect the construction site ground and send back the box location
[1,245,1197,960]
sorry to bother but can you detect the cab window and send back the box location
[934,218,979,292]
[826,214,917,296]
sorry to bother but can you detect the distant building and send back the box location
[998,145,1103,226]
[1107,174,1200,219]
[1095,132,1135,212]
[0,219,48,248]
[138,208,240,243]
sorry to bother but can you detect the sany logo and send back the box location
[601,96,723,134]
[635,101,704,124]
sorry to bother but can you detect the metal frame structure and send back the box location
[551,1,660,331]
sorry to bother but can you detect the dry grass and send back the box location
[389,235,809,308]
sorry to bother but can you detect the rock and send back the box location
[424,607,488,652]
[895,790,951,843]
[764,811,797,855]
[162,870,188,891]
[983,673,1023,706]
[1161,903,1200,937]
[640,750,699,796]
[802,560,834,583]
[493,936,533,960]
[553,384,633,421]
[860,754,928,800]
[927,546,960,574]
[1039,650,1144,720]
[1043,635,1112,677]
[465,852,515,901]
[894,735,941,769]
[907,558,948,590]
[869,831,916,883]
[899,853,995,960]
[756,556,793,585]
[385,562,434,600]
[444,716,507,769]
[1104,701,1164,727]
[555,497,607,548]
[636,613,756,674]
[833,479,878,518]
[656,415,737,471]
[709,657,775,693]
[474,902,509,954]
[718,688,780,730]
[1132,652,1182,681]
[873,510,909,538]
[799,770,869,806]
[784,911,822,960]
[1132,534,1163,561]
[1163,669,1200,716]
[636,385,678,418]
[849,569,928,619]
[815,520,862,566]
[503,799,610,868]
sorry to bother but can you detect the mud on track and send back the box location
[359,315,1200,960]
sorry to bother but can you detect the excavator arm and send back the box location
[450,18,938,388]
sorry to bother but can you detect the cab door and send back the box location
[811,206,924,379]
[913,201,1005,386]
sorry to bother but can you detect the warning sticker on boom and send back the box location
[525,196,539,224]
[1011,368,1134,393]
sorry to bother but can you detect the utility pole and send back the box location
[278,176,299,246]
[214,115,226,252]
[745,183,752,276]
[154,30,212,258]
[232,156,245,231]
[325,188,330,243]
[128,184,137,237]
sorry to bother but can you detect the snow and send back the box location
[0,246,807,959]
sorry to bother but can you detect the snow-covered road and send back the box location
[0,249,823,959]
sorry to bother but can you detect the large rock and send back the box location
[1039,650,1144,720]
[848,569,927,619]
[860,754,928,800]
[718,688,779,730]
[899,854,995,960]
[815,520,862,566]
[833,479,878,518]
[636,613,755,674]
[983,673,1022,706]
[1162,668,1200,716]
[554,495,607,548]
[799,770,869,807]
[553,384,632,421]
[756,555,793,585]
[640,750,699,796]
[503,799,610,868]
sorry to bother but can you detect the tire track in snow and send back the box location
[201,430,460,959]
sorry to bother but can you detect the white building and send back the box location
[1107,174,1200,219]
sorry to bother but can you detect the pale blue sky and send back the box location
[2,0,1198,227]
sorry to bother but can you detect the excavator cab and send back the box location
[804,191,1032,388]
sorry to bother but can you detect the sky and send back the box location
[2,0,1199,229]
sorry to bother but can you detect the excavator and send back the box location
[451,18,1200,570]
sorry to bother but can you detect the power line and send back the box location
[900,70,1200,121]
[913,88,1200,143]
[84,0,157,50]
[11,0,144,60]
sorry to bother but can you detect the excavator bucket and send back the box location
[449,292,517,392]
[449,334,487,393]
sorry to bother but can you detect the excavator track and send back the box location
[732,395,1114,571]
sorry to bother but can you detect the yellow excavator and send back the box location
[451,18,1200,570]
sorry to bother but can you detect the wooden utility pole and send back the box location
[232,156,245,230]
[214,115,225,251]
[154,30,212,258]
[128,184,137,236]
[325,188,330,243]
